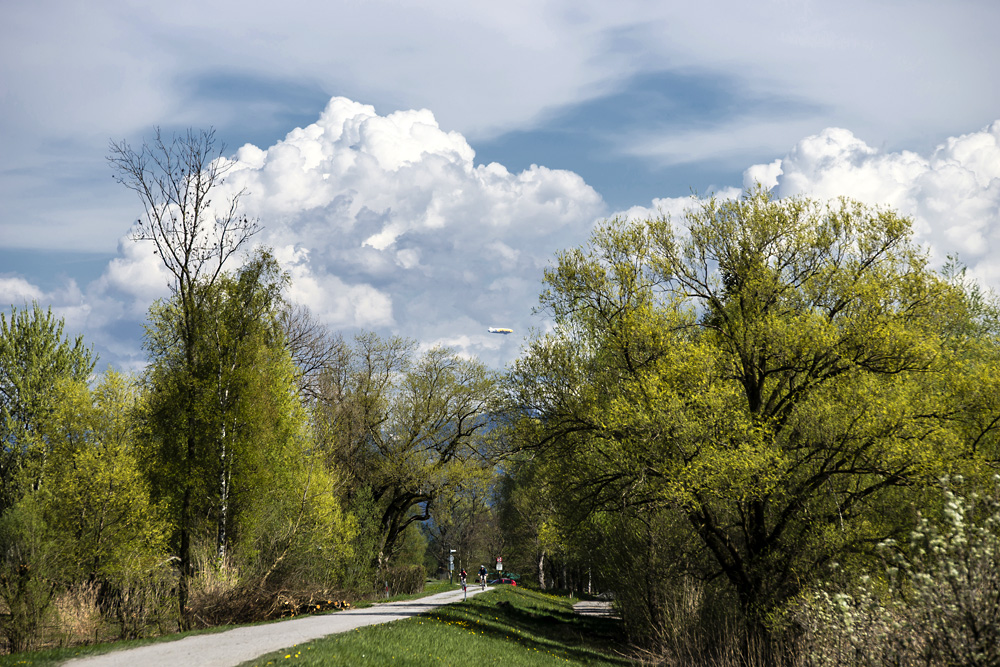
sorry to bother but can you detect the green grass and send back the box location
[301,578,459,611]
[242,587,634,666]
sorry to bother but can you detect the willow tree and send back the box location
[314,333,500,568]
[511,187,1000,649]
[109,128,260,624]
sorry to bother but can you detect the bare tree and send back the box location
[280,304,346,402]
[108,127,260,627]
[109,127,260,292]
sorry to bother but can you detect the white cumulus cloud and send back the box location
[16,97,606,371]
[207,97,606,366]
[13,100,1000,374]
[748,122,1000,284]
[0,276,45,306]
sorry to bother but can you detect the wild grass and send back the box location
[241,586,634,666]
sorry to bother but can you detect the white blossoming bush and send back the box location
[795,477,1000,667]
[794,581,905,666]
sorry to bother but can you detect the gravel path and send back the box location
[63,586,490,667]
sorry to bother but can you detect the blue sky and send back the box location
[2,0,1000,371]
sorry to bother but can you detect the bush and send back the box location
[52,582,103,647]
[795,477,1000,667]
[0,497,60,653]
[100,557,177,640]
[588,508,735,657]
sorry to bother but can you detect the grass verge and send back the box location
[242,587,634,666]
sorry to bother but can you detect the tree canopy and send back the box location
[313,333,501,566]
[0,303,95,512]
[509,187,1000,641]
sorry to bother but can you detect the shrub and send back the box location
[100,557,177,640]
[795,477,1000,667]
[0,497,60,653]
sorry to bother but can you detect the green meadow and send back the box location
[243,587,633,667]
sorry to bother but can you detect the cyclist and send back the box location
[459,568,467,589]
[479,564,488,589]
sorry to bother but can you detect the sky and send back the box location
[2,0,1000,372]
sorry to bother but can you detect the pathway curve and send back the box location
[63,586,490,667]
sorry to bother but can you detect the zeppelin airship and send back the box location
[488,327,514,335]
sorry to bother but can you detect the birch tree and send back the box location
[109,128,259,625]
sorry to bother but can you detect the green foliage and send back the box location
[335,488,383,596]
[0,305,97,652]
[2,370,176,644]
[0,303,94,512]
[228,412,357,590]
[509,187,1000,650]
[35,373,168,585]
[313,333,501,565]
[394,522,428,569]
[0,496,59,653]
[496,454,595,591]
[142,252,295,559]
